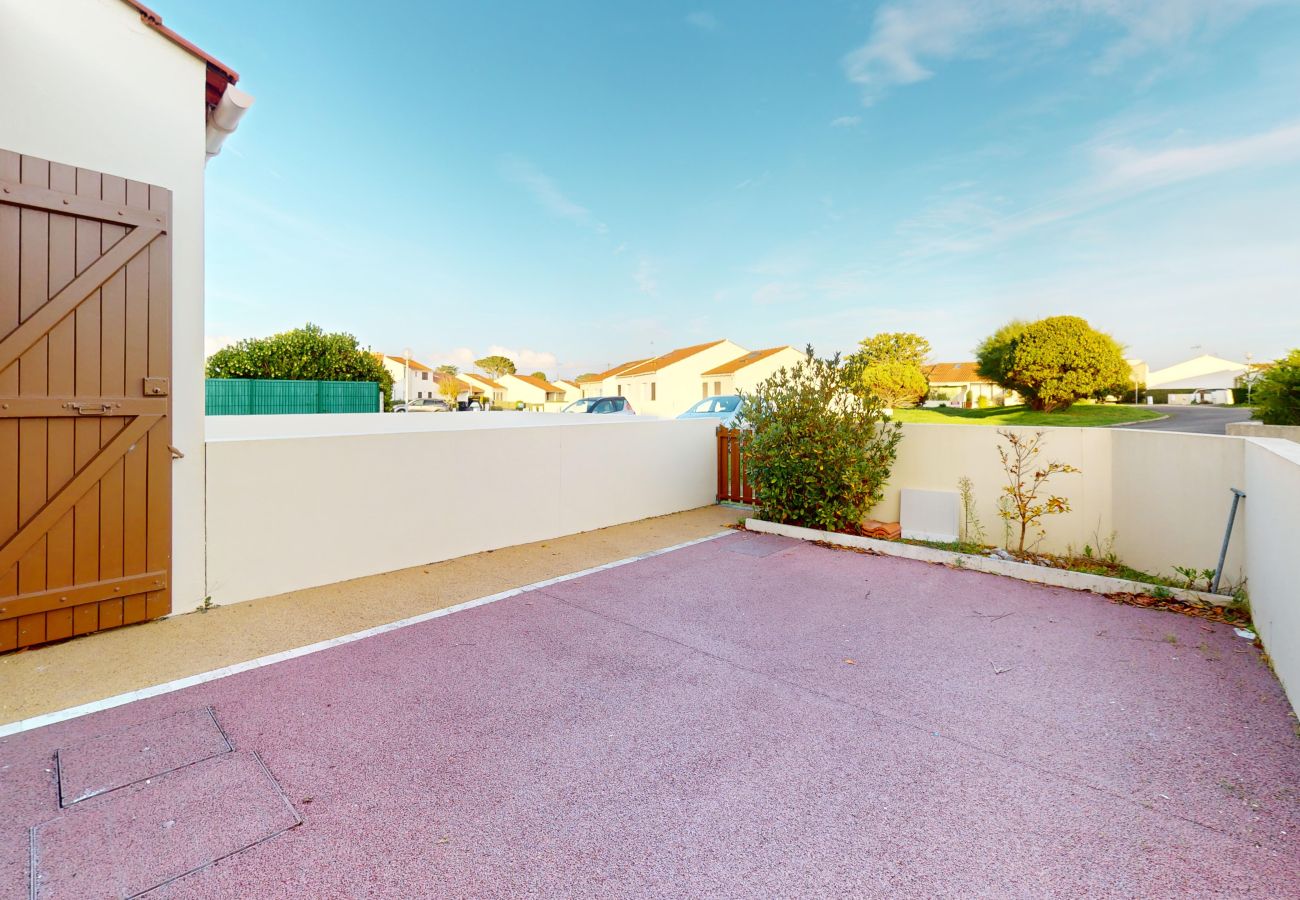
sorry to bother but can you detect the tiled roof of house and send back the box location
[577,359,651,383]
[925,362,993,384]
[509,373,565,394]
[374,353,435,373]
[701,346,794,376]
[464,373,505,390]
[620,341,727,377]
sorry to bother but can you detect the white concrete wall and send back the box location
[1228,422,1300,443]
[0,0,210,610]
[871,424,1244,584]
[1242,438,1300,710]
[205,416,717,605]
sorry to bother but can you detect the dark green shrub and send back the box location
[206,323,393,398]
[1254,349,1300,425]
[737,349,901,533]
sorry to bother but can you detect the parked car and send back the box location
[561,396,636,415]
[393,397,450,413]
[678,395,742,427]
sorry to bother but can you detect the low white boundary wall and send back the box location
[872,424,1246,585]
[205,414,717,605]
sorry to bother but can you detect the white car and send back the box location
[393,398,450,413]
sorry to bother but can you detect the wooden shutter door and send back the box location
[0,149,172,652]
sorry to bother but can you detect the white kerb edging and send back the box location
[0,531,732,739]
[745,518,1231,607]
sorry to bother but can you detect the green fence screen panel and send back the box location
[206,379,380,415]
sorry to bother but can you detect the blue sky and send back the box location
[180,1,1300,376]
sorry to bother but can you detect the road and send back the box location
[1112,404,1253,434]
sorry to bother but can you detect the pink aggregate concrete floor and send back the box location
[2,531,1298,898]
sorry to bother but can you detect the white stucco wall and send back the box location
[871,424,1245,584]
[0,0,210,610]
[205,416,718,605]
[1242,438,1300,709]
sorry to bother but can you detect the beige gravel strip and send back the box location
[0,506,741,726]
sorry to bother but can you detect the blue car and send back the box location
[678,395,742,427]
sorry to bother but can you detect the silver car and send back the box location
[561,396,636,415]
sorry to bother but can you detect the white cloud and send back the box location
[830,115,862,128]
[500,156,607,232]
[486,344,559,374]
[685,10,719,31]
[204,335,237,358]
[842,0,1279,104]
[1094,121,1300,190]
[634,259,658,295]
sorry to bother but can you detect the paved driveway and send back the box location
[3,532,1297,898]
[1114,404,1254,434]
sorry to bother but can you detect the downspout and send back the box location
[206,85,255,162]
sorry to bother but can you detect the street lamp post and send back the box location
[404,346,413,404]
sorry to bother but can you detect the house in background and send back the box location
[699,346,804,399]
[460,372,507,407]
[578,359,650,398]
[374,354,435,402]
[613,340,748,417]
[556,379,582,401]
[924,362,1016,408]
[1145,354,1250,404]
[499,373,568,410]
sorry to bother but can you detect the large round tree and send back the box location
[975,316,1129,411]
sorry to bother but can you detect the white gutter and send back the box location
[206,85,255,162]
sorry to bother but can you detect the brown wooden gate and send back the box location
[0,150,172,652]
[716,427,755,504]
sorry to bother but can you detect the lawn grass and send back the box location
[890,403,1164,427]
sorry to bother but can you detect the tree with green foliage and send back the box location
[576,372,598,382]
[475,355,516,379]
[205,323,393,397]
[737,348,902,533]
[853,332,931,368]
[974,316,1128,411]
[860,360,929,408]
[1253,349,1300,425]
[530,371,549,381]
[436,364,459,377]
[436,373,463,407]
[849,332,932,408]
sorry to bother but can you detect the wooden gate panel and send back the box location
[0,149,172,652]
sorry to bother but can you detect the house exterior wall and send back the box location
[205,414,717,605]
[380,357,435,401]
[0,0,211,610]
[461,374,506,406]
[1147,355,1248,390]
[726,347,806,395]
[498,374,548,407]
[616,340,747,417]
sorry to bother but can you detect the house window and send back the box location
[617,385,623,397]
[422,372,429,380]
[714,382,721,396]
[650,382,656,401]
[702,383,709,399]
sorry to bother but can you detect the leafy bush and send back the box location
[976,315,1129,411]
[738,349,901,533]
[1253,349,1300,425]
[206,323,393,398]
[995,429,1079,553]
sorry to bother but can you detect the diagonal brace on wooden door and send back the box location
[0,225,162,372]
[0,414,160,576]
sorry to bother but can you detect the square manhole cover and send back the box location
[56,708,232,807]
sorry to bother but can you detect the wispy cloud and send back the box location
[842,0,1280,105]
[1094,121,1300,190]
[685,10,719,31]
[500,156,607,232]
[634,259,658,295]
[830,115,862,128]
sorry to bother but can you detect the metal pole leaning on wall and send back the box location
[1211,488,1246,594]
